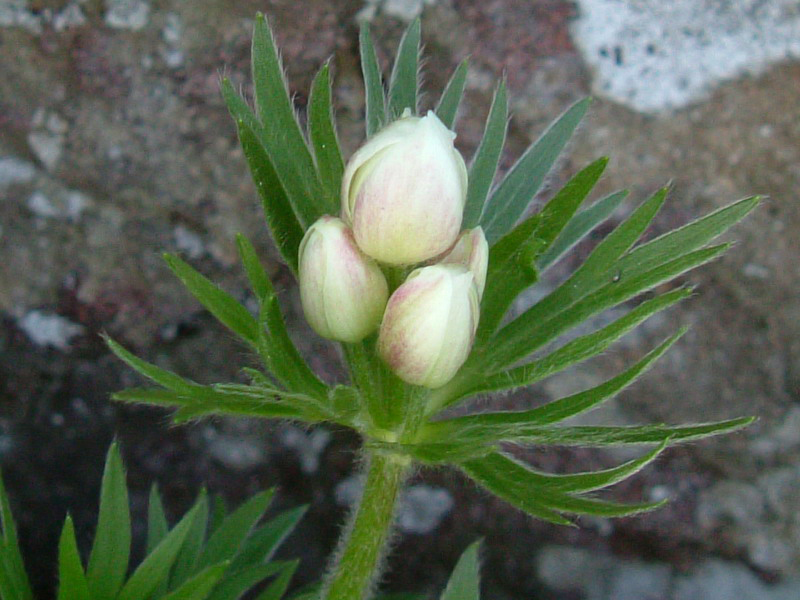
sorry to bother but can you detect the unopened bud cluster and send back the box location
[299,111,487,388]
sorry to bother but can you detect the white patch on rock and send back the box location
[160,12,184,68]
[27,189,89,221]
[173,225,205,259]
[357,0,437,23]
[27,109,68,171]
[105,0,150,31]
[395,484,453,534]
[0,156,36,190]
[18,311,84,350]
[53,3,86,31]
[673,559,800,600]
[333,476,452,534]
[0,0,43,33]
[281,425,331,474]
[571,0,800,113]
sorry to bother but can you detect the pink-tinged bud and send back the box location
[378,264,479,389]
[341,111,468,265]
[298,216,389,343]
[438,227,489,299]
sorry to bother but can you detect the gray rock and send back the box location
[673,559,800,600]
[571,0,800,113]
[280,425,331,474]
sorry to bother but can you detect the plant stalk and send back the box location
[322,449,410,600]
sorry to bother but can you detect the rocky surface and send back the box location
[1,0,798,598]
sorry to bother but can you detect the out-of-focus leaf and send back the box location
[463,80,507,229]
[435,59,469,130]
[86,443,130,600]
[359,23,387,137]
[481,98,591,243]
[440,541,481,600]
[161,562,229,600]
[388,17,421,117]
[56,517,90,600]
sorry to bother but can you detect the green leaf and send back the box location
[106,337,198,394]
[161,562,229,600]
[257,296,329,401]
[86,443,130,600]
[476,158,607,342]
[613,195,761,283]
[231,506,307,571]
[255,560,298,600]
[146,485,168,554]
[485,187,669,368]
[489,441,668,494]
[457,417,755,447]
[0,470,32,600]
[236,234,275,302]
[251,14,329,221]
[532,157,609,257]
[196,490,275,571]
[434,59,469,130]
[482,288,692,395]
[440,541,481,600]
[163,253,260,346]
[56,516,90,600]
[308,61,345,204]
[233,115,304,274]
[461,452,664,522]
[210,562,284,600]
[537,189,628,270]
[432,329,684,429]
[463,80,508,229]
[117,503,200,600]
[359,23,387,137]
[170,490,210,590]
[481,98,591,243]
[388,17,421,118]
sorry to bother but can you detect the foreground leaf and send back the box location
[251,13,329,221]
[0,470,33,600]
[164,253,260,346]
[308,61,344,205]
[440,542,481,600]
[537,189,628,270]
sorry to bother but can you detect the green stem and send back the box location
[322,450,410,600]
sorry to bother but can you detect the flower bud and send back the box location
[378,264,479,388]
[438,227,489,299]
[342,111,468,265]
[298,216,389,343]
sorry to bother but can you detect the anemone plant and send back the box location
[104,14,758,600]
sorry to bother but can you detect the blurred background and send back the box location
[1,0,799,598]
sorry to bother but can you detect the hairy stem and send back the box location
[322,449,410,600]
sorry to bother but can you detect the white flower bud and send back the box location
[438,227,489,299]
[298,216,389,343]
[378,264,479,388]
[341,111,468,265]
